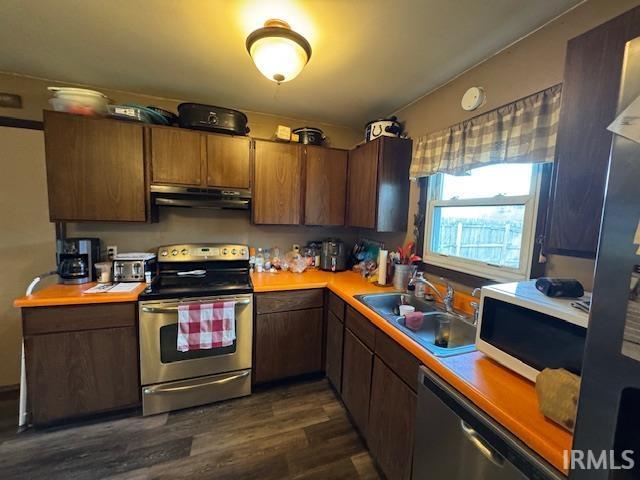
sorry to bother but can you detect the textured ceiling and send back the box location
[0,0,582,127]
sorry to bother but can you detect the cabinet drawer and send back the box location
[375,330,420,392]
[345,306,376,350]
[23,303,136,335]
[328,292,345,322]
[256,289,324,314]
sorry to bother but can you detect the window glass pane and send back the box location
[431,205,525,268]
[440,164,534,200]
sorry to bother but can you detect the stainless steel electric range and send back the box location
[138,243,253,416]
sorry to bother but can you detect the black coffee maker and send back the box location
[56,238,101,284]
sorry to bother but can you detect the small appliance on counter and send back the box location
[476,280,590,382]
[56,237,101,285]
[320,238,346,272]
[113,253,156,282]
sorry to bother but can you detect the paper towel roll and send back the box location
[378,249,388,285]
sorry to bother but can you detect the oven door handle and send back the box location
[143,371,250,395]
[142,299,250,314]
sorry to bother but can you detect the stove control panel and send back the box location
[157,244,249,262]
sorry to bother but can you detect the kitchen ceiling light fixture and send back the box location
[246,19,312,83]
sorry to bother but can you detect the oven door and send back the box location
[139,294,253,385]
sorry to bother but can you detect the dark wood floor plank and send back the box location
[0,379,380,480]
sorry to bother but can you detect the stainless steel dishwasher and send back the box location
[413,366,564,480]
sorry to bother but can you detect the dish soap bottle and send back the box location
[415,272,426,299]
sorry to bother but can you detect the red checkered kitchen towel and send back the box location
[177,301,236,352]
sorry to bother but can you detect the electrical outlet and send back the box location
[107,245,118,260]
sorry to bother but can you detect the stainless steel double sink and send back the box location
[355,293,477,357]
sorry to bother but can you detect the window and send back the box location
[424,163,543,282]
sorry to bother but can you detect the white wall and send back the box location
[0,127,57,387]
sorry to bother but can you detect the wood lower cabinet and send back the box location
[22,303,139,425]
[254,290,324,383]
[253,140,303,225]
[206,134,251,189]
[368,357,417,480]
[545,5,640,257]
[346,136,412,232]
[304,146,348,226]
[44,110,147,222]
[150,126,203,186]
[325,311,344,392]
[341,328,374,439]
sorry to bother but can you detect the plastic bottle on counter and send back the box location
[249,247,256,272]
[264,248,272,270]
[255,248,265,273]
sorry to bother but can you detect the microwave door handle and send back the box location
[141,299,250,314]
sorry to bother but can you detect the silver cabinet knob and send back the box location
[171,249,178,256]
[161,250,168,257]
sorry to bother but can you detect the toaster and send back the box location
[113,253,156,282]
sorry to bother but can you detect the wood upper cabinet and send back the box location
[149,127,251,189]
[23,303,139,425]
[368,357,417,480]
[341,328,374,439]
[44,111,147,222]
[304,146,348,226]
[253,140,303,225]
[150,127,203,186]
[206,134,251,189]
[346,137,412,232]
[545,6,640,257]
[346,139,378,229]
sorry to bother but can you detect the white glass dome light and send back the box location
[246,19,312,83]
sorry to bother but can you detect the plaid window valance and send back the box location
[410,84,562,178]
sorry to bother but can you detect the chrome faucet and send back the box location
[469,288,482,325]
[410,274,456,314]
[440,278,455,314]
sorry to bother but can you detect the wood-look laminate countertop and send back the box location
[252,270,572,475]
[13,282,147,308]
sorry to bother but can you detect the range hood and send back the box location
[150,185,251,210]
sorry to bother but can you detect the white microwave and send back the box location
[476,280,590,382]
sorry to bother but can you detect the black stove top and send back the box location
[139,270,252,300]
[138,244,253,301]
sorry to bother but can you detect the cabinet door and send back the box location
[44,111,146,222]
[206,134,251,189]
[304,146,347,226]
[254,308,323,383]
[346,140,379,228]
[253,141,303,224]
[25,327,139,424]
[150,127,204,186]
[325,311,344,392]
[342,328,374,439]
[545,6,640,257]
[368,357,417,480]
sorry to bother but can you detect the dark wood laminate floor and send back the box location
[0,379,382,480]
